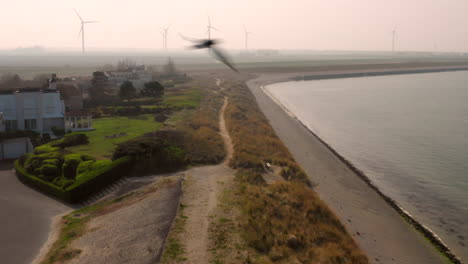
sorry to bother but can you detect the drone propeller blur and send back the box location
[181,35,238,73]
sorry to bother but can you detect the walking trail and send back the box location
[178,81,235,263]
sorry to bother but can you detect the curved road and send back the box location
[0,161,71,264]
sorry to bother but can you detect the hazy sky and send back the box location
[0,0,467,52]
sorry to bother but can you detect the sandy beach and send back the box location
[246,66,468,264]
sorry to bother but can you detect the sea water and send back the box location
[266,71,468,261]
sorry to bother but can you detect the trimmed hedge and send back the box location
[15,156,130,203]
[15,160,70,201]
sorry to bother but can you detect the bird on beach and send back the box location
[181,35,238,73]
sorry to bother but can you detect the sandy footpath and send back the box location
[246,70,453,264]
[177,95,235,263]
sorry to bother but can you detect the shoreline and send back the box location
[261,84,462,264]
[246,66,467,264]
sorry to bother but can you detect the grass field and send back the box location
[163,89,202,108]
[67,115,162,159]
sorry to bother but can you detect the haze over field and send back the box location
[1,0,467,52]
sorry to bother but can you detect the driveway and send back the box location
[0,161,71,264]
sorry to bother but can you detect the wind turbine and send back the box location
[161,26,170,50]
[207,16,219,40]
[74,9,98,53]
[392,27,397,52]
[244,26,252,50]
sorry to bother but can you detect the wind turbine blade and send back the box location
[84,21,99,23]
[78,26,82,38]
[73,8,84,22]
[179,33,202,43]
[208,16,211,26]
[210,26,220,32]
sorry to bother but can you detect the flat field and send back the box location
[67,115,162,159]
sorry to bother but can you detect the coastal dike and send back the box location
[246,65,468,264]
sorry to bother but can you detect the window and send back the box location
[5,120,18,131]
[24,119,37,130]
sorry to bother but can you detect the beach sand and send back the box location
[246,69,462,264]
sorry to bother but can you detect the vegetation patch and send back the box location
[161,203,188,263]
[241,181,367,263]
[173,80,226,165]
[221,75,368,263]
[163,88,202,108]
[224,79,309,185]
[112,130,187,174]
[15,134,130,203]
[66,115,162,159]
[208,180,247,264]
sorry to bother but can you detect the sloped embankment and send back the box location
[223,75,368,264]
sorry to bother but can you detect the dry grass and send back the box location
[220,74,368,264]
[241,182,367,264]
[224,77,309,185]
[175,77,226,165]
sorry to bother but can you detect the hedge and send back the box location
[15,156,131,203]
[15,160,70,201]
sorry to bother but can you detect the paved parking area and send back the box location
[0,161,71,264]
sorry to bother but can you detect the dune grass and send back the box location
[221,75,368,264]
[67,115,162,159]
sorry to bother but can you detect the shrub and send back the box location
[113,130,187,174]
[76,160,95,178]
[63,154,82,179]
[52,126,65,137]
[15,156,130,203]
[54,177,75,189]
[40,164,59,178]
[34,145,61,154]
[18,153,31,166]
[52,133,89,148]
[15,160,69,200]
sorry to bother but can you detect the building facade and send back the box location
[0,88,65,134]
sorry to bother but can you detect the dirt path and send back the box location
[179,92,235,264]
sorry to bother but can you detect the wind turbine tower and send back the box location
[392,27,397,52]
[161,26,170,50]
[207,16,219,40]
[244,26,252,50]
[74,9,98,53]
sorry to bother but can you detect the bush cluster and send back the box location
[113,130,187,174]
[18,133,93,190]
[15,132,130,203]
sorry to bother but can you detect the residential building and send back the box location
[0,87,65,134]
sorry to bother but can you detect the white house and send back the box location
[0,87,65,134]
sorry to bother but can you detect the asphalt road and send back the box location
[0,161,71,264]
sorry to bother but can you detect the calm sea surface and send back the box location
[266,71,468,261]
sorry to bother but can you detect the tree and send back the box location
[163,58,177,76]
[141,81,164,98]
[89,71,113,104]
[0,73,22,87]
[119,80,137,100]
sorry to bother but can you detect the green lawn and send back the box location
[67,115,162,159]
[163,89,202,108]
